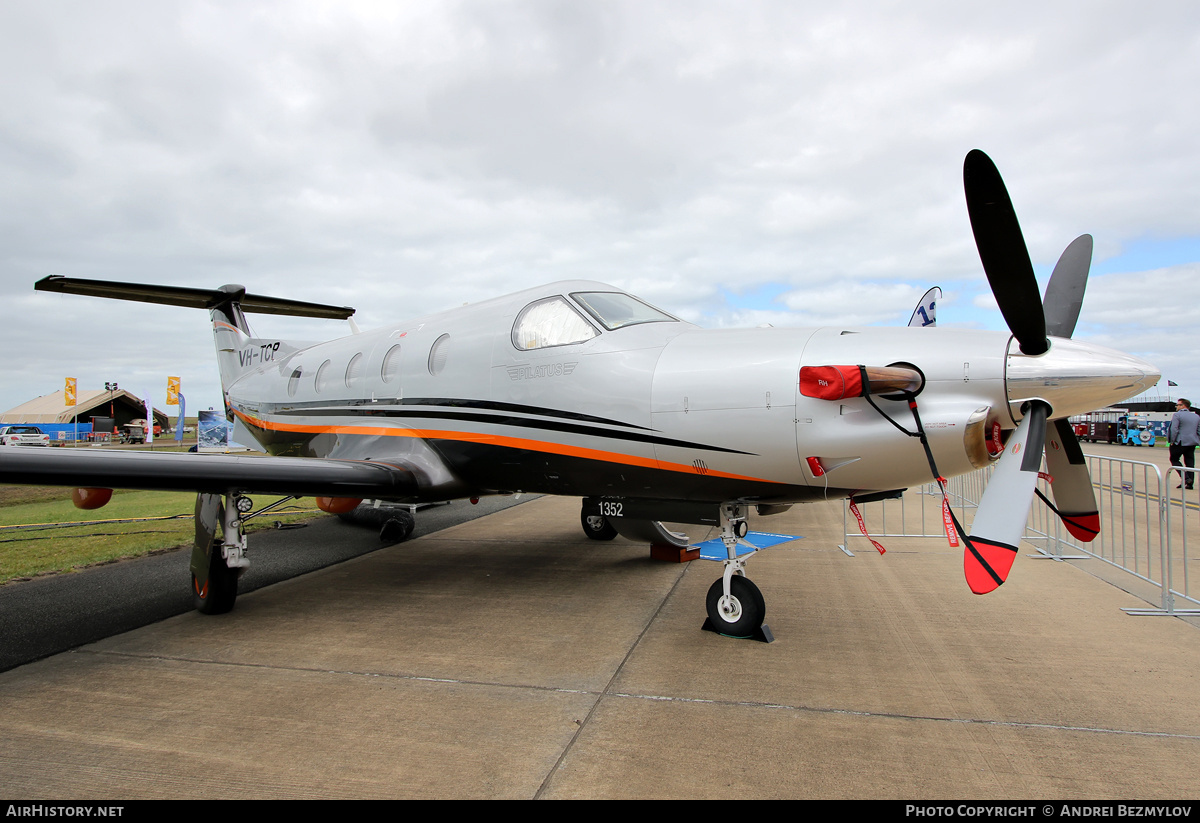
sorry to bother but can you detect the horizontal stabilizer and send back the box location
[35,276,354,320]
[0,448,417,499]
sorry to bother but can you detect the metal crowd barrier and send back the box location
[839,470,989,553]
[842,456,1200,617]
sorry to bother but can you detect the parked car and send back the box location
[0,425,50,446]
[122,419,163,444]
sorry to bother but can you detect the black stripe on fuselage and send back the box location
[256,398,754,455]
[260,397,651,429]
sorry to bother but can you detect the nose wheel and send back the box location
[705,575,765,638]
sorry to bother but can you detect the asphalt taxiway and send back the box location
[0,495,529,672]
[2,491,1200,798]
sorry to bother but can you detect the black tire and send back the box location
[379,510,416,543]
[581,510,618,541]
[705,576,765,637]
[193,546,238,615]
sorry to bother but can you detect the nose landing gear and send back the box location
[702,502,773,642]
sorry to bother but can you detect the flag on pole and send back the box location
[144,393,153,444]
[907,286,941,328]
[167,376,180,405]
[175,392,186,443]
[64,377,76,406]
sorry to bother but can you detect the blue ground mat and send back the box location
[695,531,803,561]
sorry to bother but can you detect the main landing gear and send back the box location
[581,509,618,540]
[702,502,772,642]
[189,491,299,615]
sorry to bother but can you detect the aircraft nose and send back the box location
[1005,336,1160,420]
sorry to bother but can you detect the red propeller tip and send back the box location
[964,538,1019,594]
[1062,512,1100,543]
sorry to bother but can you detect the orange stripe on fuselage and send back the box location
[231,408,781,485]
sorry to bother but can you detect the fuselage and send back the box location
[216,280,1158,505]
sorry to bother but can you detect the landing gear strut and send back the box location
[189,491,297,615]
[702,502,772,642]
[190,492,244,614]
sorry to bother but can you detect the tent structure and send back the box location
[1,389,170,432]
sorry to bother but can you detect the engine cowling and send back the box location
[316,496,362,515]
[72,488,113,510]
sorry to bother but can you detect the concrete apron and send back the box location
[2,494,1200,799]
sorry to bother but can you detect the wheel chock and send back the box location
[650,543,699,562]
[701,619,775,643]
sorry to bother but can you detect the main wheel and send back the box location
[581,510,618,541]
[193,546,238,615]
[706,576,765,637]
[380,510,416,543]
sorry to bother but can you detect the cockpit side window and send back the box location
[511,296,599,351]
[570,291,678,331]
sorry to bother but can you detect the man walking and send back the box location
[1168,399,1200,490]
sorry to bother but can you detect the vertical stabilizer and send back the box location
[209,285,253,406]
[34,274,356,419]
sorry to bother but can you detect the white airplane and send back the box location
[0,151,1158,639]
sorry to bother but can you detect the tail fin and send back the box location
[35,275,354,404]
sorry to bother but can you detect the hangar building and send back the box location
[1,389,170,440]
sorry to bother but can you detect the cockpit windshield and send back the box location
[570,292,678,331]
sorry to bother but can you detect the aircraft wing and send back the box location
[0,448,419,499]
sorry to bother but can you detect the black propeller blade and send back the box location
[1043,234,1093,339]
[963,149,1049,356]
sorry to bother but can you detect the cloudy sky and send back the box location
[1,1,1197,415]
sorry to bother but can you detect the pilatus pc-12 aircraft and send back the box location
[1,151,1159,639]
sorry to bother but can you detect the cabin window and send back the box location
[381,345,403,384]
[428,334,450,375]
[511,297,598,351]
[314,360,331,394]
[287,367,302,398]
[570,291,676,331]
[345,353,363,389]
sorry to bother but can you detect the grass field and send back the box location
[0,484,326,584]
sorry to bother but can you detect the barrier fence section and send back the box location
[839,470,989,548]
[842,456,1200,616]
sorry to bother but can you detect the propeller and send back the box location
[965,400,1048,594]
[963,149,1048,356]
[961,152,1100,594]
[1043,234,1092,338]
[1043,418,1100,542]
